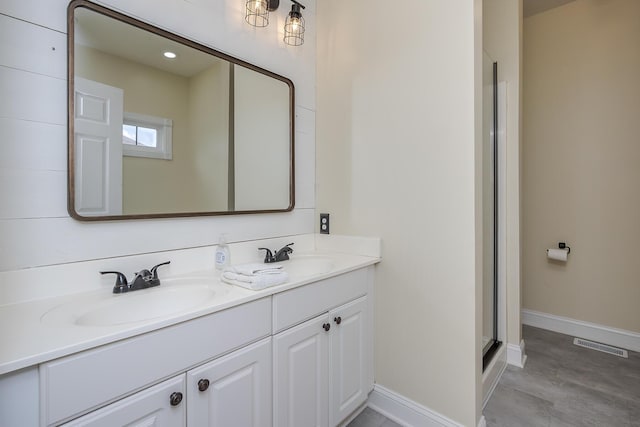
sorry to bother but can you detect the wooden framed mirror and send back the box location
[68,0,295,220]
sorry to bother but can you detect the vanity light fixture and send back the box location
[245,0,280,27]
[244,0,305,47]
[283,0,305,46]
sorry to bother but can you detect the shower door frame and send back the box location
[482,61,502,372]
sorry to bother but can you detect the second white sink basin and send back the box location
[41,277,230,327]
[280,255,335,278]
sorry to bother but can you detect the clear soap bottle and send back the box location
[215,233,230,271]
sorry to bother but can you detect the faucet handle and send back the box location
[100,271,129,294]
[150,261,171,279]
[148,261,170,287]
[258,248,275,263]
[283,243,294,251]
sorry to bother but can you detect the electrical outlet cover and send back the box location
[320,213,330,234]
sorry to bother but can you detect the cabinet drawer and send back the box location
[61,375,186,427]
[272,267,368,333]
[41,297,271,426]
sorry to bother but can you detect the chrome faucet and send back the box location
[101,261,170,294]
[258,243,294,263]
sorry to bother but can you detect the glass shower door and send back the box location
[482,52,501,370]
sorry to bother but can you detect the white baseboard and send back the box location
[507,339,527,368]
[522,309,640,353]
[367,384,464,427]
[367,385,488,427]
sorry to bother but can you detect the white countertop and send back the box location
[0,251,380,375]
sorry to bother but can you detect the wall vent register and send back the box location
[573,338,628,358]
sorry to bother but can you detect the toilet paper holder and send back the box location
[546,242,571,262]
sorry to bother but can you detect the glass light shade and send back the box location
[283,10,304,46]
[245,0,269,27]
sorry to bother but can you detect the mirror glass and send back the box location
[68,1,294,220]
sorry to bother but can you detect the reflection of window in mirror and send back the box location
[122,112,173,160]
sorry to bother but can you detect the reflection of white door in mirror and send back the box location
[74,77,123,216]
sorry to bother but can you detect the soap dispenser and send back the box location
[215,234,230,271]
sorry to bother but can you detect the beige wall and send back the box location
[75,46,201,214]
[523,0,640,333]
[317,1,482,425]
[234,65,290,211]
[483,0,523,348]
[188,62,230,212]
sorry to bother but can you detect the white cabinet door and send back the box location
[186,337,272,427]
[329,296,368,426]
[273,314,330,427]
[62,375,185,427]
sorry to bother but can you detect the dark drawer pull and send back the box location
[198,379,210,392]
[170,392,183,406]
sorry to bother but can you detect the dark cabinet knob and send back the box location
[170,392,183,406]
[198,379,210,392]
[323,323,331,332]
[334,316,342,325]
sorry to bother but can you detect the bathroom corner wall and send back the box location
[483,0,523,352]
[523,0,640,333]
[316,1,482,425]
[0,0,316,273]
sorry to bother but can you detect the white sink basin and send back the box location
[280,256,334,278]
[41,277,230,327]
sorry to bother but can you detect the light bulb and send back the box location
[290,17,300,31]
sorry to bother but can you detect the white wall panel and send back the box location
[0,67,66,125]
[0,169,67,219]
[0,14,66,79]
[295,106,315,135]
[294,107,316,209]
[0,0,68,32]
[0,119,66,171]
[0,208,315,271]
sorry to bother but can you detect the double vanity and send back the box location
[0,235,381,427]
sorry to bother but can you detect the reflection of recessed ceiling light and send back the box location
[163,51,177,59]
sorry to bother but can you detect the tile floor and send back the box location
[484,325,640,427]
[348,325,640,427]
[347,407,401,427]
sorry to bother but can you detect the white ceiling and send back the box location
[74,7,225,78]
[523,0,577,18]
